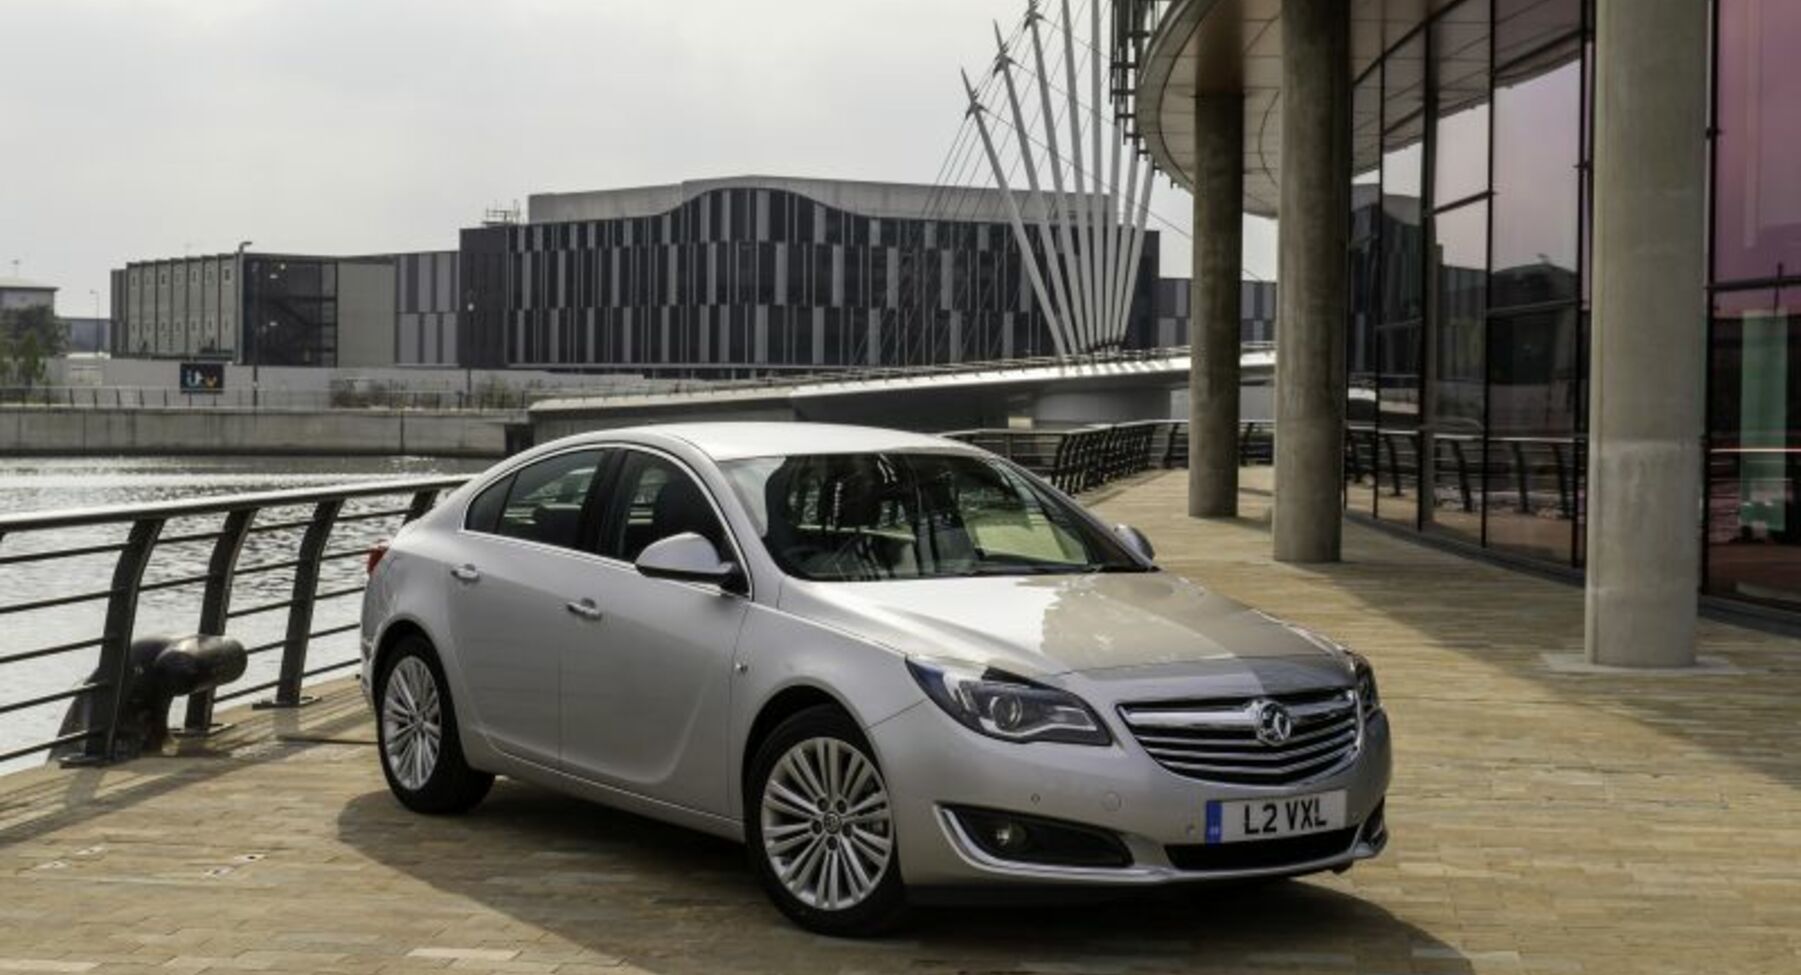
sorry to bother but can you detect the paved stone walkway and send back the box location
[1,470,1797,974]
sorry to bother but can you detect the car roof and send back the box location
[594,422,975,462]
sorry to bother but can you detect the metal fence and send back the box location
[945,420,1275,494]
[0,476,468,766]
[1347,427,1584,520]
[1,348,1199,414]
[0,413,1285,769]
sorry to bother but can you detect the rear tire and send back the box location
[376,634,493,814]
[746,704,907,937]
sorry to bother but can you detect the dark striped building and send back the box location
[456,176,1160,375]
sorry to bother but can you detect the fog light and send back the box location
[990,820,1029,852]
[950,806,1131,868]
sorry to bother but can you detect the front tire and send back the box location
[747,705,907,937]
[376,635,493,814]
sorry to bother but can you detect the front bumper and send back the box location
[869,702,1392,888]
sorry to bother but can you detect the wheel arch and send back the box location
[740,683,859,800]
[371,616,434,684]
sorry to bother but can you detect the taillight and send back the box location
[366,539,392,576]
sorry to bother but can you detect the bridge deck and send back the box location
[2,470,1797,975]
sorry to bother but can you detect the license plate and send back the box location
[1205,791,1346,844]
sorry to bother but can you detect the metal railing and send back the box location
[1347,426,1585,520]
[0,386,542,412]
[3,348,1208,414]
[0,476,468,766]
[946,419,1276,495]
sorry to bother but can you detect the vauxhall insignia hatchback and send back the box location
[359,422,1391,935]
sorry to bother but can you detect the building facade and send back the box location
[1147,278,1277,350]
[457,176,1160,376]
[1337,0,1801,614]
[112,251,457,369]
[1121,0,1801,651]
[111,178,1174,377]
[0,278,58,313]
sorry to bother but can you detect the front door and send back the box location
[560,448,748,815]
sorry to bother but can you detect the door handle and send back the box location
[565,598,604,621]
[450,563,480,583]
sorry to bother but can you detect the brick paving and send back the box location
[1,469,1798,974]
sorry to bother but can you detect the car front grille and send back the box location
[1117,688,1361,786]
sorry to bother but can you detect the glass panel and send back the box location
[1491,40,1581,309]
[720,452,1140,581]
[1428,201,1488,543]
[1494,0,1580,70]
[496,451,603,549]
[1706,288,1801,606]
[1432,0,1490,205]
[1485,306,1581,561]
[1378,35,1426,527]
[1348,73,1383,513]
[1714,0,1801,284]
[465,474,514,535]
[599,453,727,562]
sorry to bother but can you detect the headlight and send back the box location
[906,658,1112,746]
[1350,652,1381,716]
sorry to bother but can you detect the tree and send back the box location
[0,305,66,389]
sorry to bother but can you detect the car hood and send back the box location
[777,570,1348,679]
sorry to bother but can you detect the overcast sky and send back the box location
[1,0,1274,317]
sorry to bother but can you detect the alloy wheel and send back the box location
[382,656,442,791]
[759,736,894,911]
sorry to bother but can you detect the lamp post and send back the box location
[236,241,253,407]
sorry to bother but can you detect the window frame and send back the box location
[591,445,753,596]
[459,446,614,555]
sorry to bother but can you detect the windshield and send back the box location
[721,451,1147,581]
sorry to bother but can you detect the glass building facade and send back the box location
[242,256,339,367]
[459,184,1159,376]
[1347,0,1801,613]
[1707,0,1801,609]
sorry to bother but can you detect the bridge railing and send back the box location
[0,385,543,412]
[0,476,468,767]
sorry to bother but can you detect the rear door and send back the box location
[559,447,749,815]
[445,448,611,767]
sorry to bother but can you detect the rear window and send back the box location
[464,450,604,550]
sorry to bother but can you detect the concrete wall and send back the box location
[0,407,512,457]
[42,358,687,408]
[527,368,1234,443]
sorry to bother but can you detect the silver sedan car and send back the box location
[359,422,1390,935]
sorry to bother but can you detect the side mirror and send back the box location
[635,532,746,594]
[1113,523,1156,563]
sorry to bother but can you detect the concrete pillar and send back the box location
[1189,94,1246,518]
[1585,0,1709,667]
[1273,0,1349,563]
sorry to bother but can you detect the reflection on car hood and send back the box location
[778,570,1347,678]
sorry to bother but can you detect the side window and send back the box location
[598,452,727,562]
[488,450,604,549]
[464,474,514,534]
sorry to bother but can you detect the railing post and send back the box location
[403,488,441,524]
[179,508,256,736]
[68,517,163,765]
[1510,441,1533,515]
[1551,442,1572,519]
[259,499,342,709]
[1450,440,1475,512]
